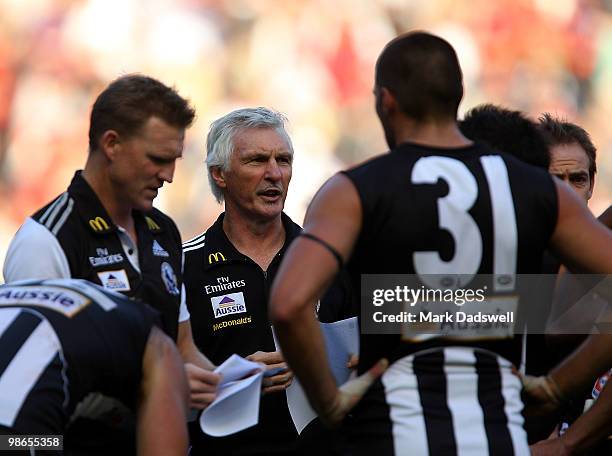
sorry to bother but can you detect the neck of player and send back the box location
[82,166,137,240]
[222,206,286,272]
[394,118,472,149]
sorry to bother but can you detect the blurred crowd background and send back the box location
[1,0,611,272]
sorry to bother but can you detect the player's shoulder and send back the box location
[182,230,207,258]
[493,148,555,185]
[146,207,181,241]
[30,191,79,239]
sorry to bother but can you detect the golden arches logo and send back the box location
[145,217,160,231]
[88,217,109,232]
[208,252,226,264]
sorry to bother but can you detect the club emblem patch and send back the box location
[161,262,180,296]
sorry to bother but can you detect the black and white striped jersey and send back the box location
[341,141,557,455]
[0,279,156,436]
[344,347,528,456]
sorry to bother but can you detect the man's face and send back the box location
[110,116,184,212]
[549,141,593,202]
[220,127,292,221]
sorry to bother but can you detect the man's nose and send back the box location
[264,158,282,181]
[159,161,176,183]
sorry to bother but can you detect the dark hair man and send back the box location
[460,103,550,168]
[2,75,219,454]
[270,31,612,455]
[539,113,597,203]
[0,279,189,456]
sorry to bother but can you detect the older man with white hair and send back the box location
[183,107,354,455]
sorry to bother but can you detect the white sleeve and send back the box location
[2,218,71,283]
[178,252,190,322]
[178,283,190,322]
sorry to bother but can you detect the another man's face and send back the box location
[110,116,184,212]
[549,142,593,202]
[222,127,292,221]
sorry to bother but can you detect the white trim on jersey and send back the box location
[50,198,75,236]
[182,233,206,253]
[39,193,68,227]
[182,232,206,248]
[3,218,71,283]
[0,309,63,427]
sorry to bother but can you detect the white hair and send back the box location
[206,107,293,203]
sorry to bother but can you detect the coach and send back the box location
[183,107,353,455]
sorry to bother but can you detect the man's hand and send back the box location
[184,363,221,409]
[522,375,565,420]
[246,351,293,394]
[320,359,388,427]
[347,354,359,370]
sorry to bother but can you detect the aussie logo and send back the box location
[211,292,246,318]
[97,270,131,292]
[0,286,90,317]
[89,247,124,267]
[152,240,169,257]
[161,262,180,296]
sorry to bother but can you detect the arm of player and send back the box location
[177,319,221,409]
[531,381,612,456]
[523,334,612,420]
[549,180,612,275]
[270,174,386,425]
[137,326,189,456]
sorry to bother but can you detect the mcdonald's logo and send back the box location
[89,216,110,232]
[145,216,161,231]
[208,252,226,264]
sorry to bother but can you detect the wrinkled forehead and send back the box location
[231,126,293,156]
[549,142,590,171]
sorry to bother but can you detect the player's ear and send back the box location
[379,87,398,116]
[210,166,227,190]
[98,130,121,161]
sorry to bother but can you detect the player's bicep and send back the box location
[549,180,612,274]
[302,173,363,263]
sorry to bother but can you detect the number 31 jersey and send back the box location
[343,141,557,370]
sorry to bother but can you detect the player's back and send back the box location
[344,140,557,366]
[0,279,156,439]
[341,141,557,455]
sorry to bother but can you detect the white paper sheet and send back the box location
[286,316,359,434]
[199,354,264,436]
